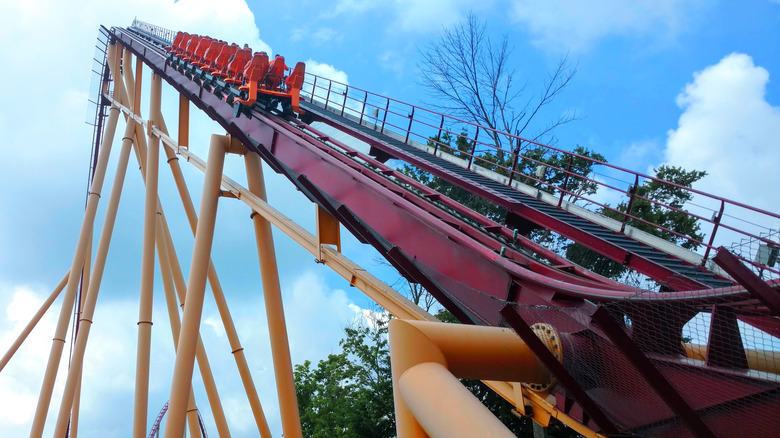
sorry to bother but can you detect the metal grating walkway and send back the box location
[302,100,734,290]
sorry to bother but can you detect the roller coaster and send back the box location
[2,19,779,437]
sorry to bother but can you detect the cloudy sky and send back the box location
[0,0,778,436]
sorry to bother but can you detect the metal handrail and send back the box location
[304,72,779,220]
[301,72,780,277]
[131,18,176,44]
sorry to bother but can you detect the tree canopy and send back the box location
[294,322,395,438]
[401,130,607,225]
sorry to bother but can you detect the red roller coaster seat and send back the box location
[265,55,287,91]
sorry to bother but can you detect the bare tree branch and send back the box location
[418,12,578,152]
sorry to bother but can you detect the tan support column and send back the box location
[69,236,91,438]
[163,134,227,438]
[68,373,81,438]
[156,216,207,438]
[178,93,189,149]
[52,130,134,435]
[132,71,160,438]
[122,47,135,111]
[126,94,232,436]
[0,272,68,371]
[154,113,270,437]
[158,215,233,437]
[28,102,120,438]
[400,362,516,438]
[161,210,235,436]
[135,105,233,438]
[134,56,143,114]
[70,372,83,438]
[111,48,128,109]
[245,152,303,438]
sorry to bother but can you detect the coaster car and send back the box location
[165,31,307,119]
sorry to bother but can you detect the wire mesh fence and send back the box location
[407,256,779,437]
[724,229,780,280]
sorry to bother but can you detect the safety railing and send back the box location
[301,73,780,279]
[131,18,176,45]
[85,27,113,192]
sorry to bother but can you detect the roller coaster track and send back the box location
[68,21,780,437]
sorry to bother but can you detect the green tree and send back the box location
[294,311,535,436]
[513,145,607,203]
[608,165,707,249]
[295,322,395,437]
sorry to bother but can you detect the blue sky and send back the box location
[254,0,779,172]
[0,0,778,436]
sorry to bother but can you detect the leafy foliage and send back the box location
[401,130,509,222]
[295,322,395,437]
[403,131,708,286]
[295,312,533,436]
[606,165,707,249]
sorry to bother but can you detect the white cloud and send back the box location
[312,27,342,45]
[617,140,664,173]
[290,27,342,47]
[305,60,350,85]
[301,60,372,125]
[662,53,780,246]
[325,0,384,17]
[0,283,150,437]
[302,60,358,112]
[0,286,58,430]
[0,0,273,279]
[511,0,694,52]
[0,269,370,436]
[203,315,226,338]
[391,0,486,32]
[285,271,363,363]
[664,53,780,212]
[348,303,390,329]
[290,27,306,43]
[149,0,272,54]
[379,50,405,76]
